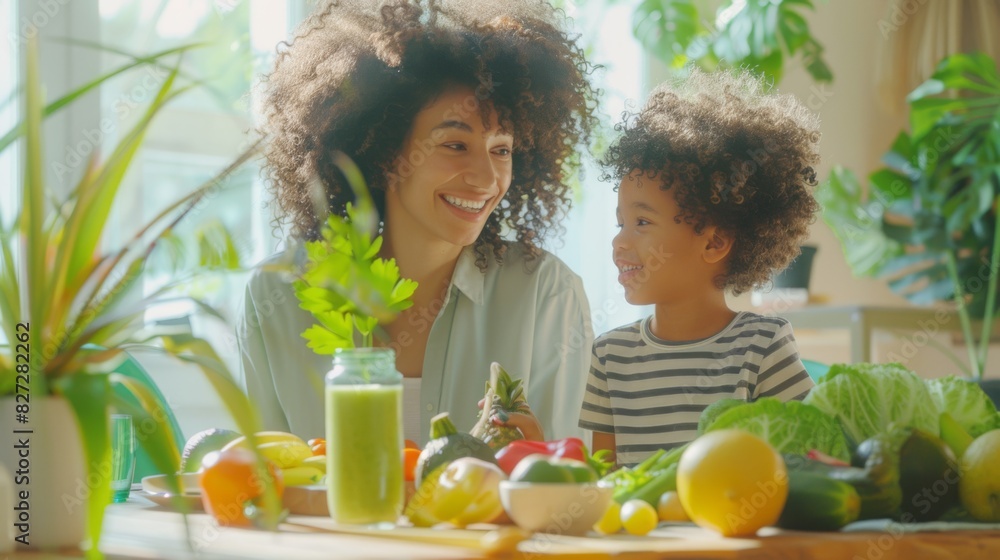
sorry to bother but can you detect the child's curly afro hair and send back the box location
[601,69,821,295]
[258,0,598,269]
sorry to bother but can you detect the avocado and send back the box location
[415,412,498,486]
[896,428,961,522]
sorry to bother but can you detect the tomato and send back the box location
[403,448,421,482]
[198,448,284,527]
[508,454,597,483]
[620,499,658,536]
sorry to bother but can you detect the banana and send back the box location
[222,431,307,452]
[281,465,325,486]
[301,455,327,473]
[256,440,314,469]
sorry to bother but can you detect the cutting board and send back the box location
[141,474,416,517]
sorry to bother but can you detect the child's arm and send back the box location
[579,343,617,461]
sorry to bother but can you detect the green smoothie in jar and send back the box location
[325,348,404,525]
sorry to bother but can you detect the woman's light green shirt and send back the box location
[237,242,594,444]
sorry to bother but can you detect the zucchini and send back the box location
[778,471,861,531]
[784,451,901,521]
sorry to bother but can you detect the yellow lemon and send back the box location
[593,501,622,534]
[677,430,787,537]
[959,429,1000,521]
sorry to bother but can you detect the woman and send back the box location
[238,0,598,443]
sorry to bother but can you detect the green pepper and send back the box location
[509,454,597,483]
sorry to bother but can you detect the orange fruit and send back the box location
[311,441,326,456]
[199,448,284,526]
[676,430,787,537]
[404,439,420,450]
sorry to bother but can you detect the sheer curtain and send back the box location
[876,0,1000,116]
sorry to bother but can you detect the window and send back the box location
[0,2,17,348]
[1,1,18,228]
[547,1,651,334]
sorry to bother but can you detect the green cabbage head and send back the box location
[926,376,1000,438]
[803,362,939,444]
[706,397,851,461]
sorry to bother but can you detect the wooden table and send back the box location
[8,496,1000,559]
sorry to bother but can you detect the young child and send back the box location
[579,70,819,467]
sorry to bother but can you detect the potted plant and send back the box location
[0,40,278,555]
[820,53,1000,395]
[605,0,832,84]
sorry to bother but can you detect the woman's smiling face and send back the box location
[384,86,514,249]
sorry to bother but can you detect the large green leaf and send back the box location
[817,166,903,277]
[22,38,49,396]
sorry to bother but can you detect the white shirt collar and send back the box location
[451,245,486,305]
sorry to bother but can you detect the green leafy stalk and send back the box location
[22,36,48,397]
[976,214,1000,373]
[945,252,982,380]
[294,155,417,354]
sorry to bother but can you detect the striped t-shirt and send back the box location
[578,311,814,467]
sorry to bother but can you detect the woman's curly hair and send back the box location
[601,69,820,295]
[258,0,598,269]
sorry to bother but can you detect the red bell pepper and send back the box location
[494,437,587,475]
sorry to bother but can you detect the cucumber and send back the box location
[777,471,861,531]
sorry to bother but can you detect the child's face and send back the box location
[612,171,713,305]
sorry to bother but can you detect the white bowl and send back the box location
[499,481,613,536]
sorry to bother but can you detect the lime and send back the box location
[508,455,597,483]
[180,428,241,473]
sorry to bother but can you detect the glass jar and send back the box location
[325,348,404,526]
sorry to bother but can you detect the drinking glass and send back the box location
[110,414,136,503]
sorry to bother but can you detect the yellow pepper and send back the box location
[406,457,506,527]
